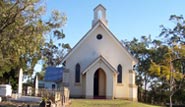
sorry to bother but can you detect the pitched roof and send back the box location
[82,55,118,75]
[62,20,138,64]
[99,21,138,63]
[44,67,63,82]
[94,4,106,11]
[62,20,100,63]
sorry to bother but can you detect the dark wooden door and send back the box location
[94,70,99,96]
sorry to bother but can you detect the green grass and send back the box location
[71,99,161,107]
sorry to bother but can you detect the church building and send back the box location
[62,4,138,101]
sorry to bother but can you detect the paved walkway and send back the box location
[10,96,41,103]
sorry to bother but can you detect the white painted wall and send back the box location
[64,24,135,99]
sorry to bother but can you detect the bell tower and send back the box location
[92,4,108,27]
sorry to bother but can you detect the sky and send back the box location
[34,0,185,72]
[44,0,185,47]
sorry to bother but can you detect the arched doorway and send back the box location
[94,68,106,98]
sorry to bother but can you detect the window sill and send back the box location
[74,83,81,86]
[117,83,124,86]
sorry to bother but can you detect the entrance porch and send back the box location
[82,56,118,99]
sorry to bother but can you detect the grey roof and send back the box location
[44,67,63,82]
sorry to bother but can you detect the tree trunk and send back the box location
[170,95,172,107]
[138,87,140,101]
[138,86,143,102]
[144,74,148,102]
[144,83,147,102]
[169,57,173,107]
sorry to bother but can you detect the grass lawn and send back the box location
[71,99,161,107]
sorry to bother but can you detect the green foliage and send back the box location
[36,70,45,80]
[123,15,185,105]
[0,69,18,90]
[149,61,160,77]
[150,15,185,106]
[41,34,71,67]
[160,15,185,45]
[122,35,152,102]
[0,0,68,86]
[1,0,42,75]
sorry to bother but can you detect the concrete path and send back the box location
[10,96,41,103]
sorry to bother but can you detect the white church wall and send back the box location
[65,25,135,98]
[129,86,138,101]
[62,3,138,99]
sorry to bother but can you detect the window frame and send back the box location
[117,64,122,83]
[75,63,81,83]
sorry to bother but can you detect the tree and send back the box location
[36,71,45,80]
[41,29,71,68]
[0,0,67,86]
[149,44,185,107]
[122,36,152,102]
[122,15,185,106]
[149,15,185,107]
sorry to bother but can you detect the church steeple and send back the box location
[92,4,108,27]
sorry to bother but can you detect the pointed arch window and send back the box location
[75,63,80,83]
[117,64,122,83]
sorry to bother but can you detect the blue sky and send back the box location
[44,0,185,47]
[34,0,185,72]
